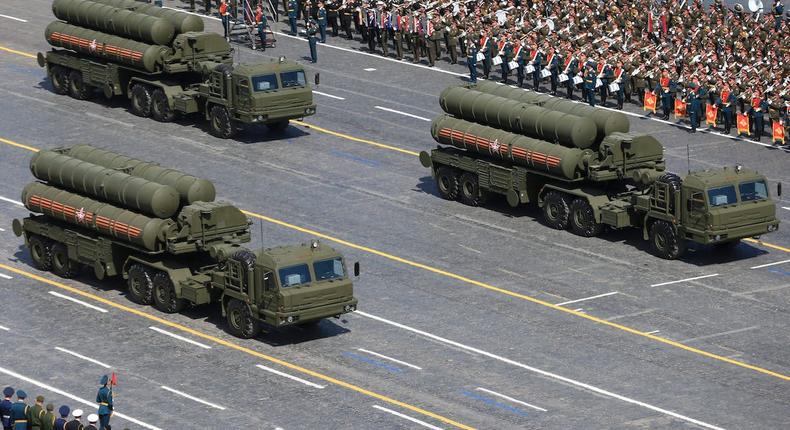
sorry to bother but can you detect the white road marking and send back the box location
[750,259,790,269]
[555,291,619,306]
[85,112,132,127]
[255,364,325,389]
[357,348,423,370]
[363,67,377,71]
[49,291,108,313]
[646,330,661,335]
[0,325,9,331]
[475,387,547,412]
[457,243,482,254]
[372,405,443,430]
[55,347,112,369]
[374,106,431,122]
[0,14,27,23]
[313,90,345,100]
[0,196,23,206]
[0,88,57,107]
[782,206,790,211]
[681,326,760,344]
[0,273,12,279]
[0,365,162,430]
[356,311,725,430]
[148,326,211,349]
[650,274,719,287]
[573,308,585,313]
[0,227,6,231]
[160,386,226,410]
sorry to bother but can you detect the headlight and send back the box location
[768,224,777,232]
[305,107,315,114]
[286,316,294,323]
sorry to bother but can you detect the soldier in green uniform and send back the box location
[28,396,45,430]
[10,390,28,430]
[40,405,55,430]
[446,23,459,64]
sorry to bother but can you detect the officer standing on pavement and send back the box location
[288,0,298,34]
[29,396,45,430]
[467,40,478,84]
[63,410,81,430]
[317,2,327,43]
[2,387,14,430]
[584,64,597,107]
[52,407,69,430]
[307,17,319,63]
[10,390,28,430]
[255,4,267,51]
[686,84,701,133]
[95,376,112,430]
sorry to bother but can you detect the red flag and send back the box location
[737,113,750,135]
[643,91,657,113]
[647,12,653,33]
[110,372,117,386]
[705,105,718,125]
[674,99,686,118]
[773,122,785,144]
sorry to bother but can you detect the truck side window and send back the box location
[251,74,278,92]
[690,192,705,211]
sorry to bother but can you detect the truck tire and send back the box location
[543,191,571,230]
[28,235,53,271]
[130,84,152,117]
[153,272,186,313]
[266,120,289,132]
[51,243,80,278]
[209,105,236,138]
[650,220,686,260]
[127,264,154,304]
[569,198,603,237]
[68,70,91,100]
[226,299,261,339]
[459,172,488,207]
[151,89,175,123]
[436,166,460,200]
[50,66,70,95]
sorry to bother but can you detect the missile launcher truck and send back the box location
[420,85,780,259]
[12,145,358,338]
[38,0,316,138]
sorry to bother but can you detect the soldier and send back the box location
[686,84,701,133]
[772,0,784,32]
[287,0,298,34]
[467,40,478,84]
[62,409,81,430]
[41,405,55,430]
[584,63,597,107]
[219,0,230,41]
[425,16,442,67]
[306,17,318,62]
[498,34,513,84]
[10,390,28,430]
[446,23,459,64]
[718,84,736,134]
[84,416,97,430]
[597,58,612,107]
[2,387,13,430]
[317,2,327,43]
[530,44,543,92]
[546,48,559,96]
[326,0,339,36]
[95,376,112,430]
[479,30,491,79]
[612,60,626,110]
[655,70,674,120]
[53,407,69,430]
[410,11,422,64]
[28,396,45,430]
[513,38,526,88]
[392,7,406,60]
[562,51,577,99]
[365,8,376,52]
[255,4,267,51]
[376,3,389,57]
[339,0,353,39]
[750,90,769,141]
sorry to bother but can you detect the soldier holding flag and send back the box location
[96,375,114,430]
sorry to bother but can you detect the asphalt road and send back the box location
[0,2,789,429]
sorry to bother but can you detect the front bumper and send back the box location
[261,297,358,327]
[694,219,780,244]
[237,104,317,124]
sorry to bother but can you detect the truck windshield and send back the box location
[739,180,768,202]
[280,71,306,88]
[313,258,344,281]
[251,74,278,91]
[707,185,737,207]
[278,264,311,287]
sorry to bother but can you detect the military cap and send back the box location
[72,409,83,418]
[100,375,109,385]
[16,390,26,399]
[59,405,70,417]
[36,395,44,402]
[88,414,99,424]
[46,404,54,412]
[3,386,13,397]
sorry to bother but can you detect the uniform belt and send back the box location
[99,402,109,405]
[13,419,26,422]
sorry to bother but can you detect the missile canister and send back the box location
[91,0,204,34]
[30,150,180,219]
[432,115,589,180]
[64,144,216,205]
[439,86,597,149]
[22,182,176,251]
[45,21,167,72]
[471,81,629,142]
[52,0,176,45]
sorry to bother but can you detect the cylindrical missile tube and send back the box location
[52,0,175,45]
[22,182,176,251]
[91,0,205,33]
[439,86,598,149]
[30,150,180,218]
[432,115,589,180]
[64,144,216,204]
[45,21,167,72]
[471,81,630,142]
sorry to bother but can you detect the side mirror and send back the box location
[263,271,272,290]
[778,182,782,197]
[686,199,692,213]
[314,73,320,86]
[353,262,360,277]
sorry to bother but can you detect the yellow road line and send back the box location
[0,137,39,153]
[292,119,421,157]
[744,237,790,253]
[0,263,474,430]
[1,45,789,381]
[0,46,37,59]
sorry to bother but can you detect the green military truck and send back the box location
[38,0,315,138]
[12,145,357,338]
[419,85,780,259]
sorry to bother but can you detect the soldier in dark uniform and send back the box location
[307,17,318,62]
[10,390,28,430]
[326,0,339,36]
[655,71,674,120]
[563,51,577,99]
[339,0,353,39]
[95,376,112,430]
[531,45,543,92]
[53,406,69,430]
[686,84,701,133]
[84,415,97,430]
[62,409,81,430]
[718,85,736,134]
[546,48,559,96]
[584,64,597,107]
[480,30,491,79]
[467,40,478,84]
[287,0,298,34]
[750,91,769,141]
[612,60,626,110]
[365,8,376,52]
[514,38,526,88]
[772,0,785,32]
[2,387,14,430]
[598,58,613,107]
[499,34,513,84]
[255,4,268,51]
[317,2,327,42]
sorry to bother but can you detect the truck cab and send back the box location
[220,240,358,338]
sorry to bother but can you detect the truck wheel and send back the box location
[151,89,175,122]
[543,191,570,230]
[436,167,460,200]
[127,264,154,304]
[266,120,289,132]
[650,220,686,260]
[49,66,70,95]
[569,198,603,237]
[68,70,91,100]
[459,172,488,206]
[153,272,186,313]
[209,105,236,138]
[226,299,261,339]
[130,84,152,117]
[28,235,53,271]
[51,243,80,278]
